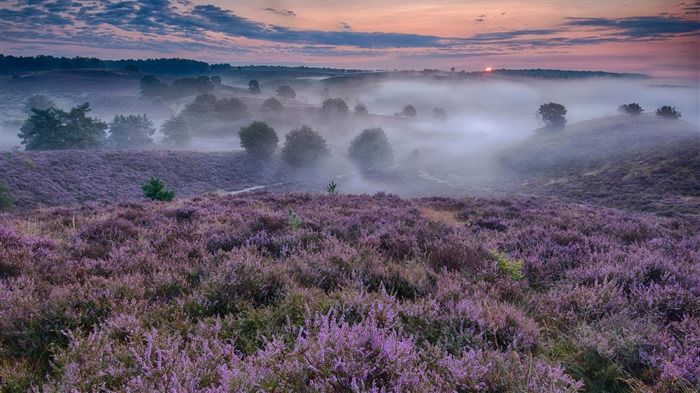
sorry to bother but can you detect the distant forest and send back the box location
[0,54,366,75]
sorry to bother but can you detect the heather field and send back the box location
[1,192,698,392]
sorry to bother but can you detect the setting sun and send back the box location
[484,66,493,72]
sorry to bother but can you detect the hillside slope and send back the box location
[1,193,698,391]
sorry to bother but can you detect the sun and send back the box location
[484,66,493,72]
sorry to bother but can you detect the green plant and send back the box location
[491,250,524,280]
[348,127,394,171]
[161,114,190,146]
[19,103,107,150]
[288,208,302,229]
[326,181,338,194]
[239,121,279,158]
[0,181,14,210]
[108,113,156,148]
[141,176,175,202]
[281,125,329,166]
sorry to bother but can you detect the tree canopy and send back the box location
[402,105,417,118]
[19,103,107,150]
[320,98,349,118]
[276,85,296,99]
[248,80,261,94]
[239,121,279,158]
[618,103,644,115]
[537,102,567,130]
[655,106,681,120]
[282,125,329,166]
[348,127,394,170]
[161,115,191,146]
[108,114,155,149]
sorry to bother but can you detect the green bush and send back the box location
[537,102,567,130]
[348,127,394,170]
[239,121,278,158]
[19,103,107,150]
[281,125,329,166]
[0,181,14,210]
[655,106,681,119]
[141,176,175,201]
[617,103,644,115]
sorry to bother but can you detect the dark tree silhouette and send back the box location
[402,105,417,118]
[354,103,369,115]
[320,98,349,118]
[161,114,190,146]
[618,103,644,115]
[282,125,330,166]
[655,106,681,120]
[19,103,107,150]
[537,102,567,130]
[262,96,284,113]
[239,121,278,158]
[348,127,394,170]
[276,85,296,99]
[248,79,261,94]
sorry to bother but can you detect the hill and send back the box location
[0,192,697,391]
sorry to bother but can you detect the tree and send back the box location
[655,106,681,119]
[402,105,417,118]
[23,94,55,114]
[19,103,107,150]
[433,107,447,120]
[239,121,278,158]
[282,125,330,166]
[320,98,349,118]
[181,93,217,121]
[262,96,284,113]
[211,75,222,85]
[276,85,296,99]
[214,97,248,121]
[248,79,261,94]
[161,114,190,146]
[537,102,567,130]
[141,176,175,201]
[140,75,166,98]
[354,103,369,115]
[348,127,394,170]
[618,103,644,115]
[108,114,155,148]
[0,181,14,211]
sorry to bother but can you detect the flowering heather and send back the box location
[0,192,698,391]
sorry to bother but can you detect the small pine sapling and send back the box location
[141,176,175,202]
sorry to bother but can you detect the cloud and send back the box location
[263,7,296,18]
[565,16,700,38]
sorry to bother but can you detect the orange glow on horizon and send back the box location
[484,67,493,72]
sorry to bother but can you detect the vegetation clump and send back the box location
[19,103,107,150]
[161,114,191,146]
[348,127,394,170]
[0,181,14,210]
[537,102,567,130]
[108,114,156,149]
[262,96,284,113]
[276,85,296,99]
[141,176,175,201]
[281,125,330,166]
[239,121,279,158]
[248,79,261,94]
[320,98,349,119]
[655,105,681,119]
[617,102,644,115]
[402,104,417,118]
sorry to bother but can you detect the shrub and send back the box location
[0,181,14,210]
[354,103,368,115]
[617,103,644,115]
[655,106,681,119]
[348,127,394,170]
[491,250,525,280]
[141,176,175,202]
[108,114,156,148]
[320,98,349,118]
[262,96,283,113]
[161,114,190,146]
[402,104,417,118]
[326,181,338,194]
[276,85,296,99]
[281,125,329,166]
[239,121,278,158]
[248,79,261,94]
[537,102,567,130]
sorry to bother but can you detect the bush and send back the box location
[0,181,14,210]
[348,127,394,170]
[354,103,368,115]
[213,97,248,121]
[248,79,261,94]
[617,103,644,115]
[108,114,155,148]
[402,105,417,118]
[537,102,567,130]
[281,125,330,166]
[262,96,284,113]
[141,176,175,201]
[276,85,296,99]
[655,106,681,119]
[161,114,190,146]
[19,103,107,150]
[239,121,278,158]
[320,98,349,118]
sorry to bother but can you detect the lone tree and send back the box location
[214,97,248,121]
[320,98,349,118]
[262,96,284,113]
[108,114,156,149]
[248,79,261,94]
[276,85,296,99]
[433,107,447,120]
[402,105,417,118]
[161,114,191,147]
[141,176,175,202]
[537,102,567,130]
[618,103,644,115]
[23,94,56,114]
[239,121,279,158]
[19,103,107,150]
[348,127,394,170]
[282,125,330,166]
[655,105,681,119]
[354,103,369,115]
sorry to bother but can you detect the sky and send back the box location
[1,0,699,80]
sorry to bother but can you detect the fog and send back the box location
[2,72,698,196]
